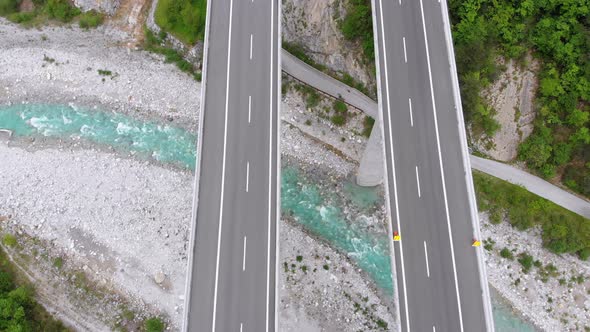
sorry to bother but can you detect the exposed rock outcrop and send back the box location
[475,56,539,161]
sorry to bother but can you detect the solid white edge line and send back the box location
[377,0,411,330]
[248,95,252,124]
[403,37,407,63]
[211,0,234,330]
[415,166,421,198]
[266,1,275,331]
[181,0,213,328]
[275,1,282,331]
[409,98,414,127]
[439,0,495,330]
[241,323,243,332]
[424,241,430,277]
[418,0,464,330]
[246,162,250,192]
[433,326,436,332]
[250,34,253,60]
[243,236,247,271]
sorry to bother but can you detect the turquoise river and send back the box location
[0,104,536,331]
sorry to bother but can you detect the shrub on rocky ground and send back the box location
[79,10,103,29]
[500,247,514,260]
[144,317,165,332]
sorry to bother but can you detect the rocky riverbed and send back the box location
[482,214,590,331]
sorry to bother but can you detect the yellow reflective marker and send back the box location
[472,240,481,247]
[393,232,401,241]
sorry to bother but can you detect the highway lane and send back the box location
[183,0,280,331]
[372,0,493,331]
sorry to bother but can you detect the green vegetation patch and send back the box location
[2,234,17,247]
[473,171,590,258]
[331,99,350,126]
[340,0,374,61]
[518,252,534,273]
[97,69,112,76]
[1,0,104,28]
[362,116,375,138]
[499,248,514,260]
[7,11,36,23]
[78,9,103,29]
[143,27,201,81]
[46,0,80,22]
[0,0,19,16]
[144,317,165,332]
[154,0,206,45]
[0,246,69,331]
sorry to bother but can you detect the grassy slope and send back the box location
[154,0,206,45]
[473,171,590,259]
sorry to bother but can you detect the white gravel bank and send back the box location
[0,145,192,325]
[0,18,201,131]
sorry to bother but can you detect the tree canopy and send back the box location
[450,0,590,195]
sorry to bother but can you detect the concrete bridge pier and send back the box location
[356,124,384,187]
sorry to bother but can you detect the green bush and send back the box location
[2,234,17,247]
[499,248,514,260]
[154,0,206,45]
[46,0,80,22]
[53,257,63,269]
[340,0,374,60]
[305,90,320,109]
[333,100,348,114]
[362,116,375,138]
[0,0,19,16]
[0,247,67,330]
[563,164,590,197]
[331,114,346,126]
[97,69,112,76]
[518,253,534,273]
[7,11,35,23]
[145,317,165,332]
[0,271,15,294]
[78,10,103,29]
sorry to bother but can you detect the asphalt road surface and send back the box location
[183,0,280,331]
[372,0,493,331]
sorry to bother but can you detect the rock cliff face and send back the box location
[475,56,538,161]
[282,0,376,95]
[73,0,120,15]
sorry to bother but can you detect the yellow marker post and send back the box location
[472,240,481,247]
[393,232,401,241]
